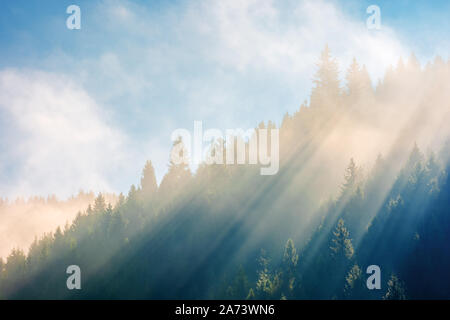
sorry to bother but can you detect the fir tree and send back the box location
[310,45,341,109]
[140,160,158,201]
[383,274,406,300]
[330,219,354,260]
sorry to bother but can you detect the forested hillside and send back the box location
[0,192,118,258]
[0,47,449,299]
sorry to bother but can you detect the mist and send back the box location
[0,192,118,258]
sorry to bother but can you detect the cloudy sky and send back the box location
[0,0,448,198]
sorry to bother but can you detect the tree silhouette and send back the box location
[140,160,158,201]
[310,45,341,109]
[1,48,449,300]
[330,219,354,261]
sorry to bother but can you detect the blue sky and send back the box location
[0,0,448,198]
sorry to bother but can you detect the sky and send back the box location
[0,0,448,199]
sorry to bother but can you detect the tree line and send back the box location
[0,46,449,299]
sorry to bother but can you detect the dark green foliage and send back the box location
[343,265,365,299]
[225,266,250,299]
[383,275,406,300]
[330,219,354,261]
[1,48,450,300]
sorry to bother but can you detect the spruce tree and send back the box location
[140,160,158,200]
[310,45,341,109]
[384,274,406,300]
[330,219,354,260]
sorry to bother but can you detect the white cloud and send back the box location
[0,69,131,198]
[186,0,409,81]
[0,0,413,198]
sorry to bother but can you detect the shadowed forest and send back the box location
[1,47,450,299]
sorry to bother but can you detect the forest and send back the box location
[0,46,449,299]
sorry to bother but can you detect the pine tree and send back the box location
[283,239,299,274]
[343,264,365,299]
[159,137,192,203]
[346,58,374,110]
[310,45,341,109]
[5,249,27,283]
[255,249,275,299]
[93,193,106,213]
[359,65,373,97]
[140,160,158,200]
[341,158,358,195]
[425,151,440,180]
[226,266,250,299]
[383,274,406,300]
[127,185,138,203]
[406,143,424,171]
[327,219,355,299]
[116,193,126,208]
[330,219,354,260]
[282,239,299,297]
[346,58,361,100]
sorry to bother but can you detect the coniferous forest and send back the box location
[1,47,450,300]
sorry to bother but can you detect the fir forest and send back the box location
[0,0,449,302]
[1,46,450,300]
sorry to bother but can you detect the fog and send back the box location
[0,192,118,258]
